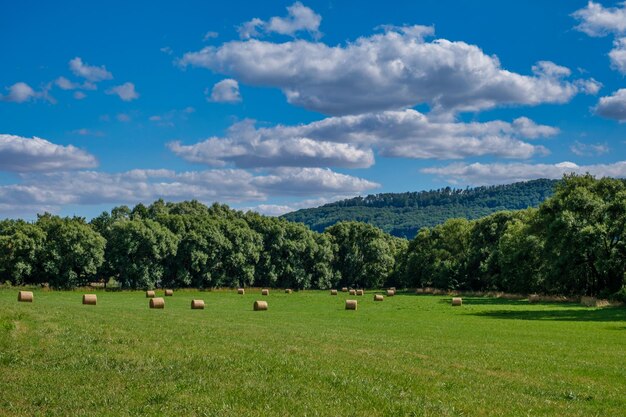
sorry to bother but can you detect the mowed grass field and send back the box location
[0,288,625,417]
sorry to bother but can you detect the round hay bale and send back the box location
[374,294,384,301]
[349,289,356,295]
[528,294,540,303]
[451,297,462,306]
[386,289,395,296]
[17,291,33,302]
[261,289,269,296]
[345,299,358,310]
[82,294,97,305]
[253,300,268,311]
[330,289,338,295]
[164,289,174,296]
[237,288,245,295]
[285,289,292,294]
[150,297,165,309]
[146,290,155,298]
[356,289,364,296]
[341,287,348,292]
[191,299,205,309]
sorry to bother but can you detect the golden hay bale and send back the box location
[349,289,356,295]
[164,289,174,296]
[150,297,165,309]
[285,289,292,294]
[191,299,205,309]
[345,300,358,310]
[146,290,155,298]
[386,289,395,296]
[415,288,424,294]
[374,294,384,301]
[261,289,269,296]
[254,300,268,311]
[356,289,364,296]
[82,294,97,305]
[17,291,33,302]
[330,289,338,295]
[237,288,245,295]
[389,287,396,291]
[341,287,348,292]
[451,297,462,306]
[528,294,540,304]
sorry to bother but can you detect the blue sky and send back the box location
[1,0,625,219]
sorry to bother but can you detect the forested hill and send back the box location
[282,179,558,238]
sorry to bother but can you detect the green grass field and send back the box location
[1,288,624,416]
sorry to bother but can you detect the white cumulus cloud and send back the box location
[238,2,322,39]
[208,79,241,103]
[168,110,557,169]
[595,88,626,121]
[106,82,139,101]
[179,26,593,116]
[573,1,626,37]
[0,134,97,172]
[69,57,113,82]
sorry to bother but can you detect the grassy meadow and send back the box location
[0,288,624,416]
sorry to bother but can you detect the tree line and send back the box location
[1,174,624,299]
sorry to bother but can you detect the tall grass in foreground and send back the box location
[1,289,624,416]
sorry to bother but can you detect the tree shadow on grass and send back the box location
[435,297,532,306]
[470,307,626,323]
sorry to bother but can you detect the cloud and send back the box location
[168,110,556,169]
[595,88,626,121]
[203,31,219,41]
[0,167,378,216]
[69,57,113,82]
[179,26,593,115]
[207,79,241,103]
[73,91,87,100]
[572,1,626,37]
[106,82,139,101]
[245,195,352,216]
[0,134,97,172]
[160,46,174,55]
[609,37,626,73]
[570,140,609,156]
[71,129,104,137]
[422,160,626,185]
[0,82,38,103]
[238,2,322,39]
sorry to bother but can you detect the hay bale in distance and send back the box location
[451,297,462,306]
[261,289,269,296]
[345,300,358,310]
[356,289,364,296]
[254,300,268,311]
[237,288,245,295]
[285,289,292,294]
[146,290,155,298]
[191,299,205,309]
[330,289,338,295]
[374,294,384,301]
[150,297,165,309]
[528,294,540,303]
[389,287,396,291]
[164,289,174,296]
[349,289,356,295]
[17,291,33,302]
[82,294,97,305]
[581,296,596,307]
[341,287,348,292]
[386,289,395,296]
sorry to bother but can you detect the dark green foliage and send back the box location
[36,214,106,289]
[282,179,557,238]
[0,220,45,285]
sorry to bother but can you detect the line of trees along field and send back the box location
[0,174,624,299]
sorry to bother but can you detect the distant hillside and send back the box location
[282,179,558,239]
